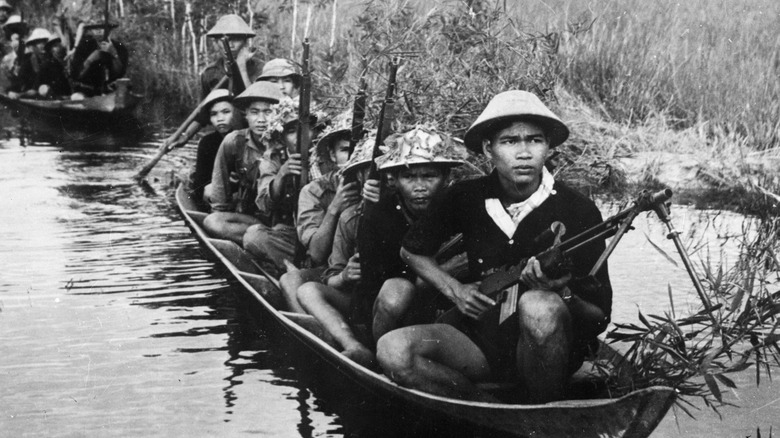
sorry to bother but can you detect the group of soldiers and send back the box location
[0,0,126,99]
[180,13,613,404]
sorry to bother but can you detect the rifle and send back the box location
[296,37,312,190]
[366,57,400,181]
[220,36,246,95]
[476,189,673,324]
[342,64,368,184]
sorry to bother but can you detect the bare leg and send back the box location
[203,211,260,244]
[279,268,321,313]
[376,324,495,402]
[297,282,375,368]
[243,223,297,270]
[515,290,572,403]
[372,278,417,342]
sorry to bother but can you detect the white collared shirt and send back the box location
[484,167,557,238]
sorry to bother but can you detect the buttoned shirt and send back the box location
[296,170,339,251]
[209,129,267,214]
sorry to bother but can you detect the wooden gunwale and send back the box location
[174,183,676,438]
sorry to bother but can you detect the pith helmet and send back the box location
[464,90,569,153]
[233,81,284,109]
[206,14,254,38]
[315,110,355,157]
[342,129,378,175]
[2,15,27,39]
[200,88,233,120]
[376,127,466,171]
[25,28,51,45]
[0,0,12,10]
[256,58,301,84]
[44,34,61,50]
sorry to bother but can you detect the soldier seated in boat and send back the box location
[377,91,612,403]
[295,135,378,366]
[241,97,324,274]
[189,88,240,209]
[166,14,263,150]
[71,33,127,97]
[367,128,469,343]
[7,28,51,99]
[203,81,283,243]
[37,35,71,98]
[1,14,26,93]
[278,111,362,312]
[297,127,463,367]
[255,58,301,100]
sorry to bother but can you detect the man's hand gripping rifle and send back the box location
[481,188,673,324]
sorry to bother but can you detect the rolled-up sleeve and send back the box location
[321,206,358,285]
[296,181,325,248]
[254,154,282,223]
[209,134,237,212]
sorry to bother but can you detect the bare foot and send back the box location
[342,345,376,369]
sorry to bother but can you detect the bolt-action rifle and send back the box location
[220,36,246,95]
[295,38,312,191]
[341,66,369,184]
[365,57,399,181]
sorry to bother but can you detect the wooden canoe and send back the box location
[174,183,676,438]
[0,79,141,133]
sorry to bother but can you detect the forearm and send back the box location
[326,269,350,291]
[270,174,285,201]
[307,209,340,264]
[400,247,460,300]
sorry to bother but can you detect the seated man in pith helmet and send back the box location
[255,58,301,100]
[377,91,613,403]
[241,97,325,273]
[203,81,284,243]
[278,110,362,312]
[168,14,263,150]
[189,89,240,209]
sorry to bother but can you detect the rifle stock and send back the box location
[221,36,246,95]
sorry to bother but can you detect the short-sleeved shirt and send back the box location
[403,171,612,316]
[254,144,297,226]
[320,203,360,286]
[209,128,267,215]
[296,170,339,250]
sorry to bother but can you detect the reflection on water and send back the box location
[0,133,776,437]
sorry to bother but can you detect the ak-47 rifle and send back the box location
[296,38,313,190]
[220,36,246,95]
[474,188,673,324]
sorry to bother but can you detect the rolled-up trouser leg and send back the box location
[243,223,298,270]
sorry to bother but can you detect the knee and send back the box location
[242,224,266,251]
[517,290,569,339]
[376,330,416,379]
[203,213,221,234]
[296,281,323,305]
[374,278,415,316]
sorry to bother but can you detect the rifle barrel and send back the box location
[296,38,312,189]
[368,57,400,180]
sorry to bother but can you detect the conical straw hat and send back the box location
[376,127,465,171]
[206,14,255,38]
[25,28,51,45]
[199,88,233,120]
[315,109,356,157]
[342,129,378,175]
[233,81,283,109]
[464,90,569,153]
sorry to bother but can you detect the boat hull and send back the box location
[174,183,675,438]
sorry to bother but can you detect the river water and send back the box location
[0,122,777,437]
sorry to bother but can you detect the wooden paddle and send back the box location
[134,75,228,180]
